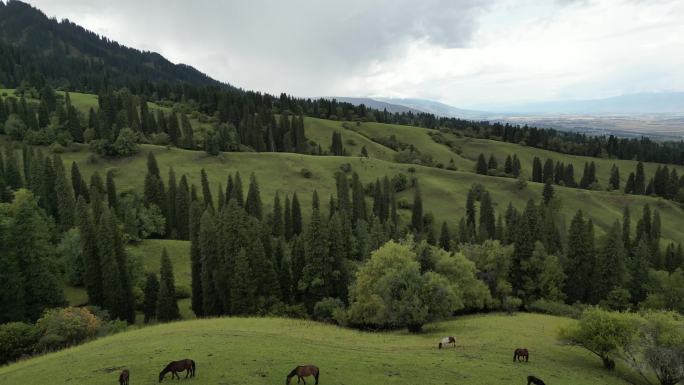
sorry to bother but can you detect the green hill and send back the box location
[0,313,639,385]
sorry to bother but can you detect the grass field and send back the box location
[0,313,641,385]
[48,142,684,245]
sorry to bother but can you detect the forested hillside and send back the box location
[0,3,683,385]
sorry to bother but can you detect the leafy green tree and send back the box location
[98,209,124,320]
[347,240,461,332]
[156,249,180,322]
[142,272,159,323]
[558,307,639,370]
[642,269,684,313]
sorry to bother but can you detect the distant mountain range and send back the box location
[330,97,488,119]
[491,92,684,115]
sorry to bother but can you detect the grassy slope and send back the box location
[54,143,684,245]
[0,313,639,385]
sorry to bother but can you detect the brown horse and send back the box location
[159,359,195,382]
[119,369,129,385]
[527,375,546,385]
[286,365,320,385]
[513,348,529,362]
[438,336,456,349]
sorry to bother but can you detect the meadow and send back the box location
[0,313,641,385]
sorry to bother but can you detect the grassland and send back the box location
[50,142,684,245]
[0,313,640,385]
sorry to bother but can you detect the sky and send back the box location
[24,0,684,109]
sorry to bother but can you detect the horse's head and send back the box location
[158,371,165,383]
[438,342,443,349]
[285,376,292,385]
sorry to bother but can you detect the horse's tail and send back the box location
[314,368,320,385]
[191,360,196,376]
[513,350,517,362]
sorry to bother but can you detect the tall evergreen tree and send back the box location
[230,248,255,315]
[478,191,495,241]
[532,157,543,182]
[199,209,221,315]
[634,162,646,194]
[564,210,594,303]
[53,155,75,230]
[439,221,451,251]
[188,201,204,316]
[411,181,423,234]
[284,195,293,240]
[301,191,331,309]
[156,249,180,322]
[106,169,118,211]
[609,164,620,190]
[476,153,488,175]
[200,168,213,210]
[245,173,263,220]
[351,172,367,224]
[542,179,555,204]
[594,221,628,303]
[272,192,283,237]
[630,239,651,304]
[142,272,159,323]
[291,192,303,236]
[166,167,177,237]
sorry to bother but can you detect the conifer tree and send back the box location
[53,155,76,230]
[466,188,476,229]
[543,158,554,182]
[411,181,423,234]
[272,192,283,237]
[188,201,203,316]
[200,168,213,210]
[176,175,190,239]
[512,155,522,177]
[488,154,498,170]
[233,172,244,207]
[284,195,293,240]
[478,191,495,241]
[157,248,180,322]
[336,172,351,214]
[106,169,118,211]
[630,239,650,304]
[302,191,331,309]
[142,272,159,323]
[98,209,123,320]
[439,221,451,251]
[542,179,555,204]
[622,205,631,250]
[609,164,620,190]
[564,164,576,187]
[351,172,367,224]
[476,153,488,175]
[71,161,88,201]
[291,192,303,236]
[245,173,263,220]
[634,162,645,194]
[166,168,177,237]
[594,221,628,303]
[532,157,543,182]
[625,172,636,194]
[504,155,513,174]
[199,209,221,315]
[231,248,255,315]
[7,190,66,321]
[76,197,103,306]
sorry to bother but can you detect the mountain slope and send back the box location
[332,97,423,114]
[0,0,225,90]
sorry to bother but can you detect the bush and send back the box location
[391,173,408,192]
[339,163,352,173]
[313,297,345,323]
[35,307,101,348]
[97,320,128,337]
[150,132,170,145]
[35,334,66,353]
[0,322,40,364]
[300,168,312,178]
[50,142,65,154]
[175,285,191,300]
[528,299,585,319]
[502,296,523,314]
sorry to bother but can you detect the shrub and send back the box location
[313,297,345,323]
[97,320,128,337]
[35,307,101,348]
[528,299,585,319]
[391,173,409,192]
[300,168,312,178]
[345,138,356,146]
[502,296,523,314]
[35,334,66,353]
[0,322,40,364]
[339,163,352,173]
[50,142,65,154]
[150,132,170,145]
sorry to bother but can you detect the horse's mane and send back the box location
[286,367,299,378]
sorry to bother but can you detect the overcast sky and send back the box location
[25,0,684,109]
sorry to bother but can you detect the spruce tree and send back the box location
[609,164,620,190]
[291,192,303,236]
[634,162,645,194]
[166,168,177,237]
[53,155,76,230]
[504,155,513,174]
[302,191,331,309]
[188,201,204,316]
[439,221,451,251]
[176,175,190,239]
[200,168,213,210]
[411,181,423,234]
[272,192,283,237]
[156,248,180,322]
[106,169,118,211]
[231,248,255,315]
[594,221,628,303]
[233,172,244,207]
[98,208,123,320]
[532,157,543,182]
[478,191,495,241]
[542,179,555,204]
[622,205,631,250]
[143,272,159,323]
[245,173,263,220]
[284,195,293,240]
[351,172,367,224]
[564,210,594,304]
[543,158,554,182]
[630,239,650,304]
[476,153,488,175]
[199,209,221,315]
[71,161,88,201]
[76,197,103,307]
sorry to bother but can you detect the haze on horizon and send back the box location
[23,0,684,110]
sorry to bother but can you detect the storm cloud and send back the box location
[24,0,684,109]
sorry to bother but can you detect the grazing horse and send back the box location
[159,359,195,382]
[438,336,456,349]
[286,365,320,385]
[513,348,529,362]
[527,375,546,385]
[119,369,129,385]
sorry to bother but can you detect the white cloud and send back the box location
[25,0,684,109]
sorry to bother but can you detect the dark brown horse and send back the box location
[527,375,546,385]
[119,369,129,385]
[286,365,319,385]
[159,359,195,382]
[514,348,529,362]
